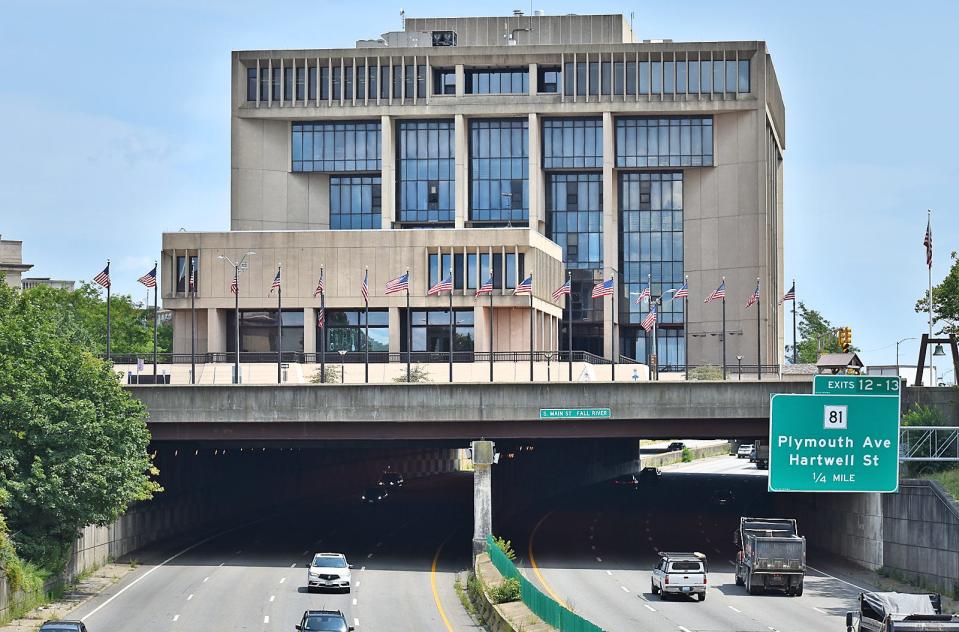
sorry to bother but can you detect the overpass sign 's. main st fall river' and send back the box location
[768,375,901,493]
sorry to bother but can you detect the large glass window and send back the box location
[330,176,382,229]
[542,118,602,169]
[404,309,474,352]
[227,310,304,353]
[619,172,684,367]
[292,121,381,173]
[397,120,455,224]
[321,309,388,352]
[175,255,200,294]
[546,173,603,269]
[465,68,528,94]
[469,119,528,224]
[538,67,560,93]
[616,117,713,168]
[246,68,257,101]
[433,68,456,95]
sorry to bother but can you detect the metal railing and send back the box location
[105,350,619,366]
[900,426,959,462]
[486,535,603,632]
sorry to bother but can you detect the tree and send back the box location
[915,250,959,336]
[0,282,160,567]
[792,302,856,364]
[23,282,171,355]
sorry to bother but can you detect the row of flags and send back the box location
[92,262,194,292]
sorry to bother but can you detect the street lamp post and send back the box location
[737,355,743,380]
[217,251,256,384]
[338,349,347,383]
[896,337,917,376]
[545,352,552,381]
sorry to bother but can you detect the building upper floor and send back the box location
[0,235,33,289]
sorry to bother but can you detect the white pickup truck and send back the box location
[651,552,708,601]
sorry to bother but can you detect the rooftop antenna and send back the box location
[630,11,635,42]
[400,9,406,28]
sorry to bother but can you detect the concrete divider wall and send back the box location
[641,442,734,468]
[781,491,884,570]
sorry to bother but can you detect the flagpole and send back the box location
[364,267,369,384]
[721,276,727,381]
[489,268,494,383]
[406,268,411,383]
[683,274,689,381]
[320,266,326,383]
[106,260,112,360]
[449,266,454,384]
[277,263,282,384]
[791,278,797,365]
[611,272,616,382]
[190,269,196,385]
[529,272,534,382]
[567,271,573,382]
[756,277,762,381]
[153,261,158,379]
[928,209,934,382]
[234,265,240,384]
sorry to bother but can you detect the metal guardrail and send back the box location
[486,535,603,632]
[900,426,959,462]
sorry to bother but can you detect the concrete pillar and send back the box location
[388,306,401,352]
[455,64,465,96]
[472,440,495,557]
[602,111,619,361]
[454,113,469,228]
[528,112,544,233]
[528,62,538,97]
[304,307,316,354]
[381,115,395,228]
[207,308,226,353]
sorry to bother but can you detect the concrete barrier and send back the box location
[642,441,734,469]
[469,553,552,632]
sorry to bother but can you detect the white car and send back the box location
[737,444,754,459]
[651,552,707,601]
[306,553,352,592]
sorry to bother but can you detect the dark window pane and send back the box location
[247,68,257,101]
[738,59,750,92]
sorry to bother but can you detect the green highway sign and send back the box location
[813,375,902,397]
[539,408,611,420]
[769,394,900,493]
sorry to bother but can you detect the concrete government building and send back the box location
[161,12,785,377]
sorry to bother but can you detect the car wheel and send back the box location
[795,581,803,597]
[659,589,667,600]
[698,592,706,602]
[651,582,659,595]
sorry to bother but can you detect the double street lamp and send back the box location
[218,251,256,384]
[895,337,917,376]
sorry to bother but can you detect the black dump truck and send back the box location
[846,592,959,631]
[734,517,806,595]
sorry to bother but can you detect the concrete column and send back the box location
[381,115,395,228]
[528,112,544,233]
[602,111,619,361]
[454,113,469,228]
[303,307,316,354]
[455,64,465,96]
[388,306,401,352]
[472,440,494,556]
[529,62,538,96]
[207,308,226,353]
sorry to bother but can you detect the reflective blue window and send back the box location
[616,117,712,168]
[433,69,456,94]
[466,68,529,94]
[469,119,528,224]
[291,121,381,172]
[330,176,382,230]
[547,173,603,270]
[542,118,602,169]
[246,68,257,101]
[619,171,684,367]
[738,59,750,92]
[397,119,455,224]
[538,67,561,93]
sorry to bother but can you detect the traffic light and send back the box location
[837,327,852,353]
[844,327,853,353]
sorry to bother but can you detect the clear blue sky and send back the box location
[1,0,956,378]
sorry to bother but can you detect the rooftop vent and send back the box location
[513,9,524,16]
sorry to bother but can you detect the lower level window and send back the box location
[403,309,474,352]
[227,310,304,353]
[331,176,382,230]
[321,309,388,352]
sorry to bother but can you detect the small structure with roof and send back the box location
[816,352,864,375]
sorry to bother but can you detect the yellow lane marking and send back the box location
[430,532,455,632]
[528,511,570,608]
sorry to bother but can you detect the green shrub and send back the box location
[493,536,516,561]
[902,403,945,427]
[681,447,693,463]
[489,577,521,604]
[392,364,432,383]
[689,364,722,381]
[309,366,341,383]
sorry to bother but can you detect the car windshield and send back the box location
[303,615,348,631]
[312,556,347,568]
[669,561,703,572]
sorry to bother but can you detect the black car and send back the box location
[39,622,87,632]
[361,486,387,503]
[379,471,404,488]
[639,467,662,482]
[295,609,353,632]
[666,442,686,452]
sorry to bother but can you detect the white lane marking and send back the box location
[235,549,243,554]
[813,607,828,615]
[595,556,603,562]
[269,595,275,602]
[263,615,270,624]
[302,549,309,555]
[203,577,209,583]
[591,545,596,551]
[605,570,613,576]
[172,614,180,622]
[353,598,358,606]
[367,553,374,559]
[360,566,366,572]
[218,562,224,567]
[376,541,383,548]
[714,548,721,554]
[280,577,286,584]
[806,564,871,592]
[620,586,629,593]
[728,605,742,613]
[187,594,193,601]
[644,604,656,612]
[354,618,360,627]
[679,627,692,632]
[355,580,361,587]
[290,563,296,568]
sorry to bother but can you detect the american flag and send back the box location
[779,282,795,305]
[475,274,494,296]
[317,306,325,328]
[230,273,238,295]
[313,270,325,298]
[428,275,453,296]
[591,278,614,298]
[269,268,281,294]
[704,281,726,303]
[673,282,688,300]
[641,305,657,332]
[746,281,760,308]
[514,275,533,295]
[924,215,933,269]
[551,278,571,301]
[137,265,157,288]
[360,270,369,302]
[93,263,111,289]
[385,272,410,295]
[635,282,650,304]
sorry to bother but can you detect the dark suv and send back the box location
[39,623,88,632]
[295,610,353,631]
